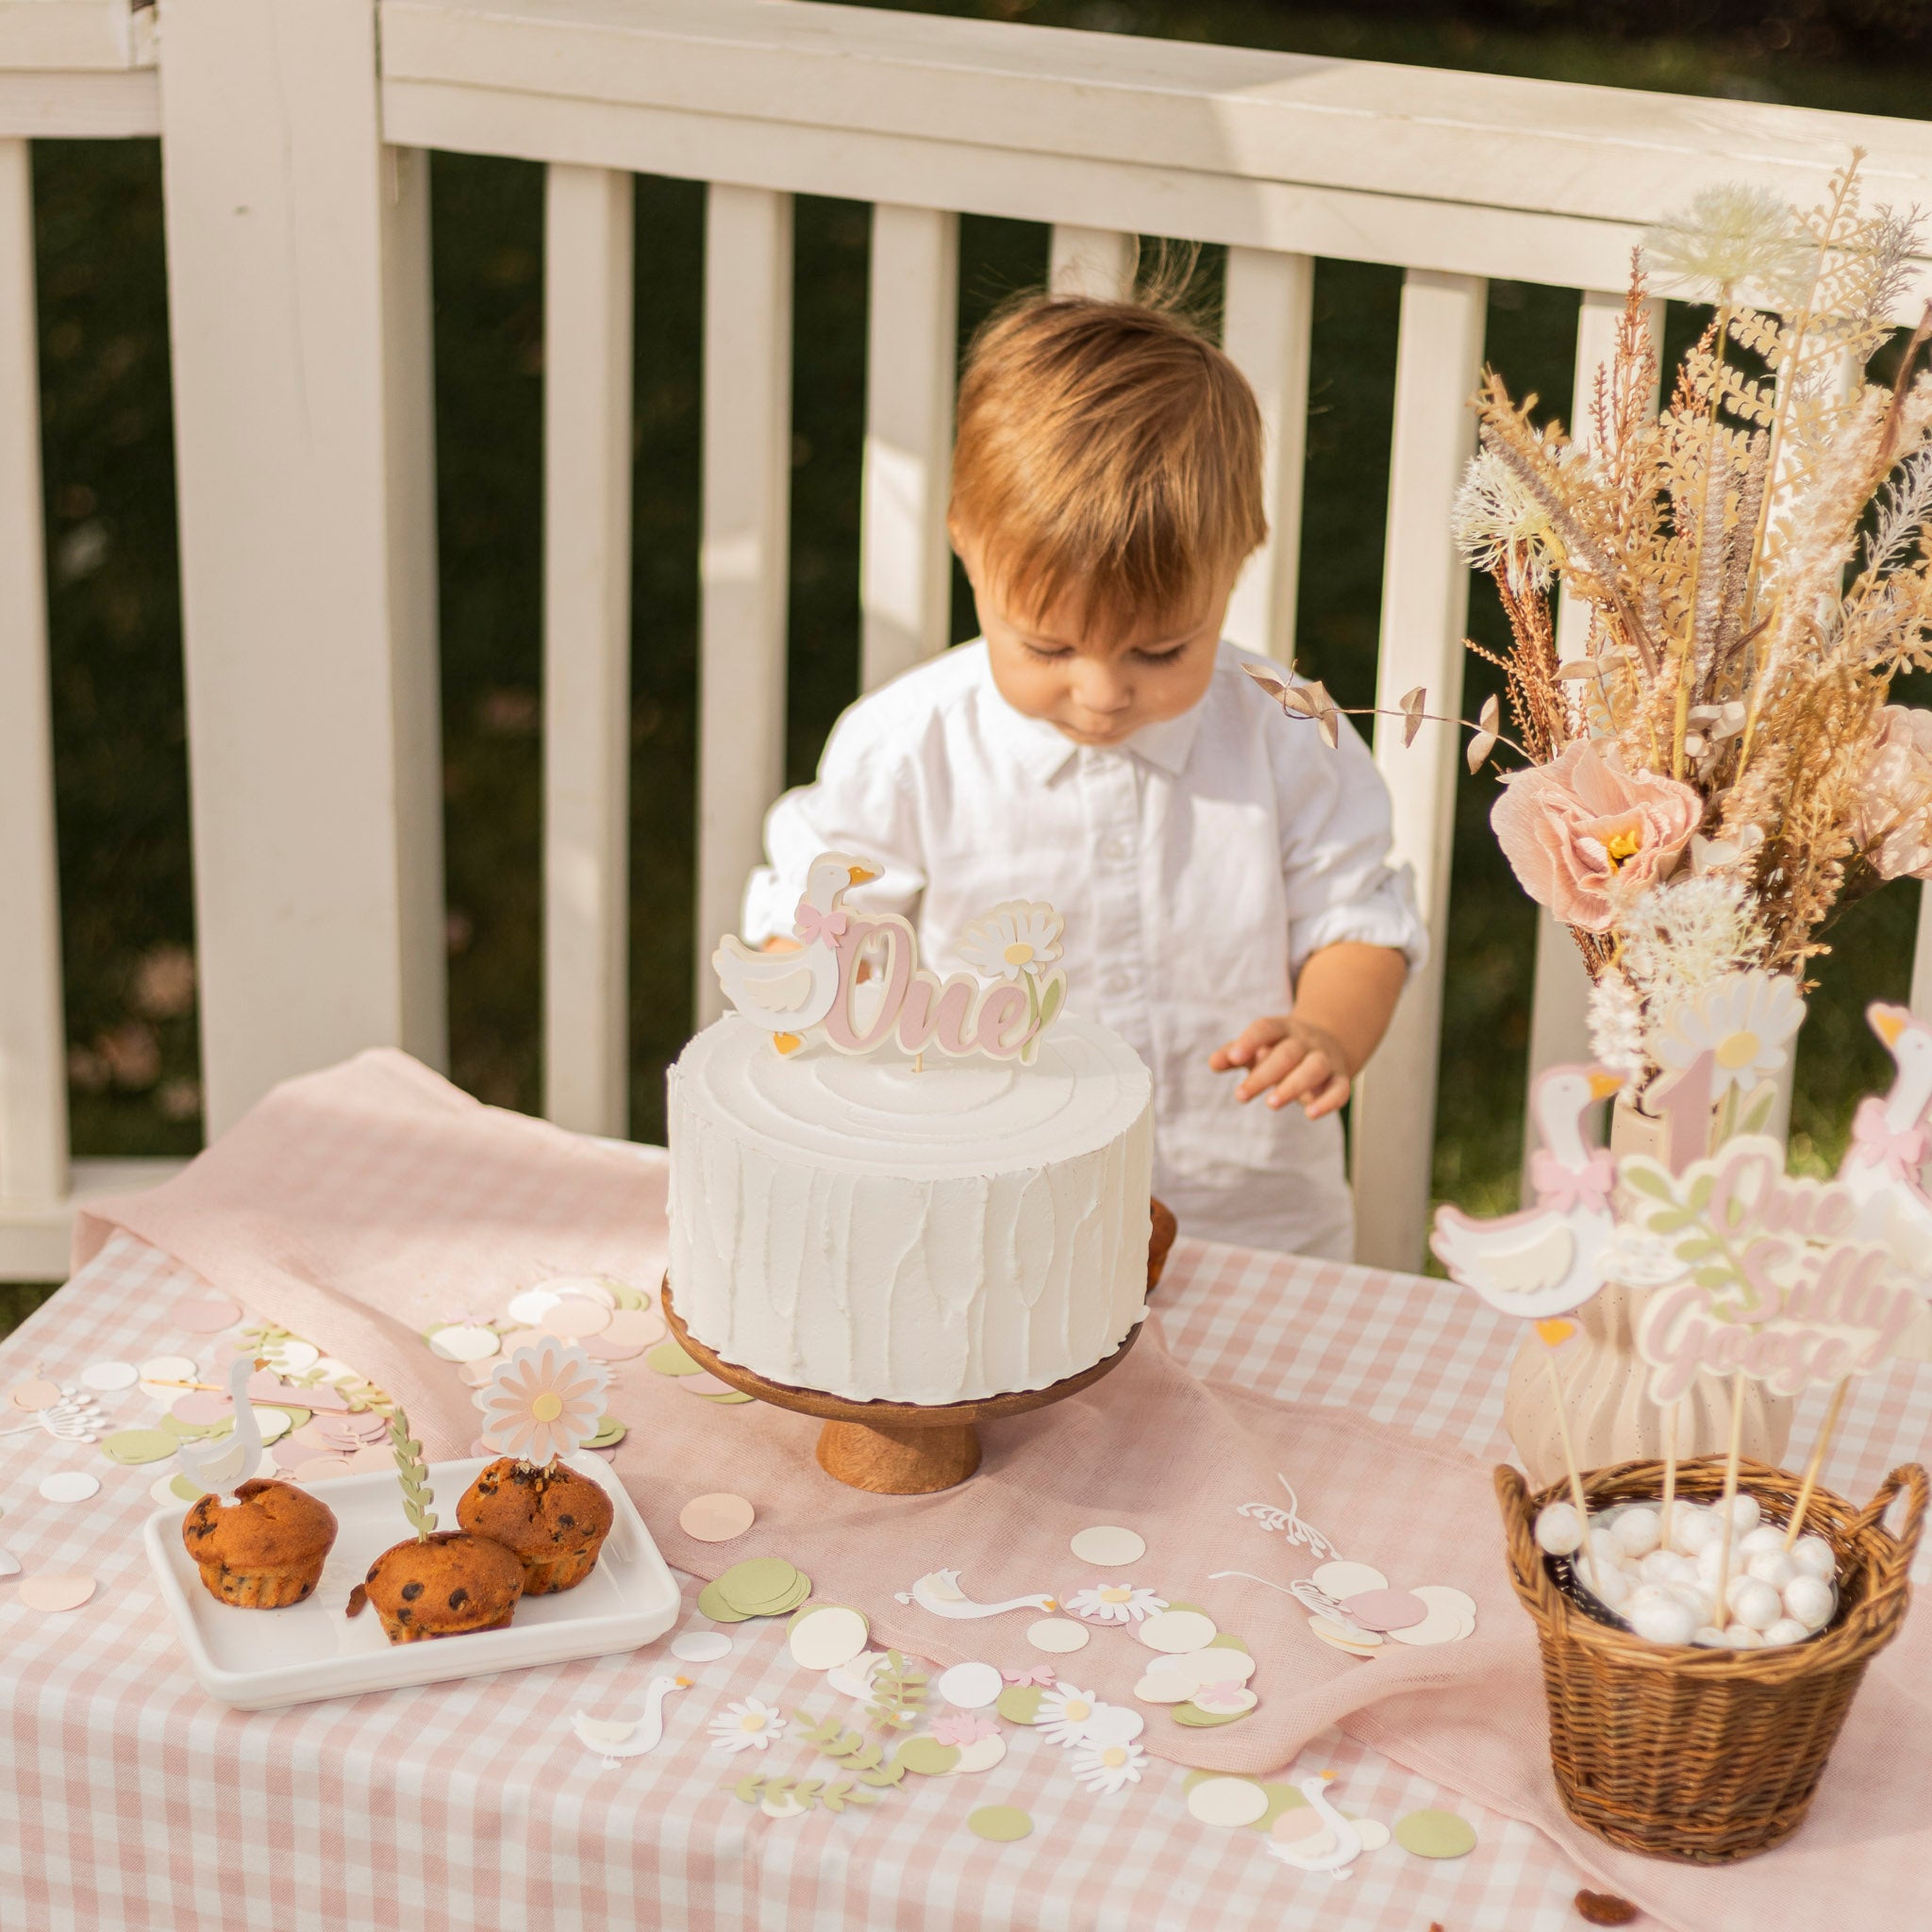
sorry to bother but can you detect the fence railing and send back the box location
[5,0,1932,1279]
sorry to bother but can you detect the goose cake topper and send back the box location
[712,849,1070,1065]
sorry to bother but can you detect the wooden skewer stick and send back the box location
[1543,1348,1598,1587]
[1658,1401,1679,1551]
[1783,1376,1851,1551]
[1713,1370,1748,1614]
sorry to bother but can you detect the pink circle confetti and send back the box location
[9,1379,62,1412]
[20,1574,95,1613]
[1342,1588,1428,1633]
[172,1295,242,1334]
[342,1445,393,1472]
[291,1457,355,1483]
[272,1440,311,1470]
[583,1336,648,1363]
[458,1359,498,1388]
[602,1308,665,1349]
[171,1391,232,1426]
[544,1298,613,1339]
[679,1492,756,1542]
[678,1372,739,1398]
[1273,1805,1324,1844]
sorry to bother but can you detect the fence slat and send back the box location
[1049,224,1135,298]
[1222,246,1312,664]
[543,163,634,1135]
[158,0,445,1134]
[860,202,957,691]
[1520,290,1663,1179]
[1351,269,1487,1272]
[0,138,68,1214]
[696,183,793,1024]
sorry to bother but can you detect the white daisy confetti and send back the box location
[1070,1740,1146,1795]
[1065,1581,1167,1624]
[1035,1683,1107,1749]
[707,1697,786,1756]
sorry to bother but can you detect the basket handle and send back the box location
[1493,1464,1554,1608]
[1847,1463,1929,1564]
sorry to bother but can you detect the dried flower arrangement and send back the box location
[1254,151,1932,1109]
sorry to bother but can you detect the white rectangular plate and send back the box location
[144,1455,680,1710]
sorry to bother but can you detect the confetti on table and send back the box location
[171,1391,232,1427]
[171,1295,242,1334]
[137,1356,200,1399]
[265,1340,321,1374]
[1172,1703,1253,1729]
[1343,1587,1427,1632]
[9,1379,63,1412]
[671,1630,733,1664]
[457,1359,498,1388]
[895,1736,961,1776]
[678,1372,739,1398]
[1069,1524,1144,1567]
[1064,1581,1167,1624]
[602,1307,665,1349]
[583,1415,627,1450]
[1136,1608,1216,1654]
[428,1324,501,1364]
[1189,1683,1257,1715]
[700,1557,811,1623]
[1394,1808,1478,1859]
[1188,1776,1270,1828]
[1312,1560,1389,1598]
[1026,1617,1089,1654]
[545,1298,613,1340]
[342,1445,393,1472]
[291,1457,355,1483]
[38,1472,100,1503]
[19,1574,95,1612]
[789,1605,870,1671]
[80,1360,139,1392]
[1309,1617,1382,1657]
[936,1660,1004,1708]
[995,1685,1046,1724]
[1133,1671,1193,1703]
[679,1492,756,1542]
[168,1473,208,1503]
[1382,1585,1477,1646]
[646,1341,705,1377]
[966,1806,1032,1842]
[944,1731,1008,1774]
[99,1428,179,1466]
[1071,1739,1146,1794]
[708,1697,786,1755]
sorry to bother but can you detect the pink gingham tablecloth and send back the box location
[5,1225,1927,1932]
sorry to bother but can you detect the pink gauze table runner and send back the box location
[69,1048,1932,1932]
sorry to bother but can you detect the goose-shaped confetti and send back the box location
[174,1356,265,1497]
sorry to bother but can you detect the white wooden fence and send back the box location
[5,0,1932,1281]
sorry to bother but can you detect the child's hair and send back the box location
[948,278,1266,631]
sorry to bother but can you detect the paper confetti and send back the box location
[38,1472,100,1503]
[600,1308,665,1350]
[19,1574,95,1612]
[1069,1524,1144,1567]
[1065,1581,1167,1624]
[1343,1588,1427,1632]
[172,1295,242,1333]
[671,1630,733,1664]
[995,1684,1047,1724]
[583,1414,627,1449]
[1188,1776,1270,1827]
[1136,1608,1216,1654]
[942,1731,1008,1774]
[967,1806,1032,1842]
[708,1697,787,1755]
[427,1324,501,1364]
[893,1737,960,1776]
[137,1356,200,1399]
[99,1428,179,1466]
[1394,1808,1478,1859]
[9,1379,62,1412]
[645,1341,705,1377]
[1172,1703,1253,1728]
[935,1660,1004,1709]
[789,1605,870,1672]
[678,1372,740,1398]
[1312,1560,1388,1599]
[679,1492,756,1542]
[1026,1617,1089,1654]
[80,1360,139,1391]
[544,1298,612,1339]
[1385,1586,1477,1647]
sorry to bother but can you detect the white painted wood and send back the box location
[1049,225,1135,300]
[860,202,956,691]
[1350,269,1487,1273]
[158,0,444,1136]
[542,163,634,1136]
[1522,290,1663,1185]
[1221,247,1312,664]
[0,138,68,1215]
[379,0,1932,316]
[0,68,157,136]
[0,0,136,69]
[0,1158,191,1282]
[696,182,792,1027]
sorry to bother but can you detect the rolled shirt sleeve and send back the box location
[1267,699,1430,984]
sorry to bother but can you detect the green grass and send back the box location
[13,2,1928,1336]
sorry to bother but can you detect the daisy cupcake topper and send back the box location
[475,1341,611,1466]
[710,850,1070,1065]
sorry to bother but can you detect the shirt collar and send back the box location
[975,647,1209,783]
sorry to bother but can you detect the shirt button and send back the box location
[1104,972,1131,996]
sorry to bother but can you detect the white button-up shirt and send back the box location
[743,641,1426,1257]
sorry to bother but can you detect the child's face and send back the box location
[962,546,1234,749]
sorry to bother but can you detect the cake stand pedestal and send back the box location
[660,1199,1176,1497]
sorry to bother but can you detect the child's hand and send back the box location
[1210,1016,1354,1119]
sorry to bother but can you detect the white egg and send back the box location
[1762,1618,1809,1647]
[1727,1494,1761,1535]
[1583,1562,1632,1609]
[1692,1625,1728,1647]
[1587,1528,1624,1572]
[1747,1552,1797,1591]
[1670,1507,1720,1557]
[1695,1541,1727,1585]
[1612,1507,1661,1558]
[1669,1584,1716,1625]
[1783,1574,1835,1632]
[1725,1577,1782,1632]
[1724,1624,1766,1649]
[1535,1502,1585,1557]
[1627,1595,1697,1647]
[1738,1524,1787,1558]
[1790,1536,1837,1582]
[1637,1548,1687,1585]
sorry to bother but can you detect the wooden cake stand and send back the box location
[661,1199,1176,1496]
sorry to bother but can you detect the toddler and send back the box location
[744,291,1424,1257]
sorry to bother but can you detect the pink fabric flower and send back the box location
[1852,706,1932,879]
[930,1712,996,1747]
[1491,741,1701,931]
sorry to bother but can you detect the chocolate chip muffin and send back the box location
[180,1477,339,1608]
[456,1457,615,1594]
[348,1530,525,1642]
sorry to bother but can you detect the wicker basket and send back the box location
[1496,1454,1926,1864]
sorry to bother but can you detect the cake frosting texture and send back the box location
[666,1013,1154,1405]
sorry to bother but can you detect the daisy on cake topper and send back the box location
[710,849,1071,1065]
[475,1341,610,1466]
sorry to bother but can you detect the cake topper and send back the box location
[475,1341,611,1466]
[710,850,1070,1064]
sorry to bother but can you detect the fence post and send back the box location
[158,0,444,1133]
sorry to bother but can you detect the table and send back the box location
[6,1223,1913,1931]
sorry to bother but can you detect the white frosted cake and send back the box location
[665,1013,1155,1406]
